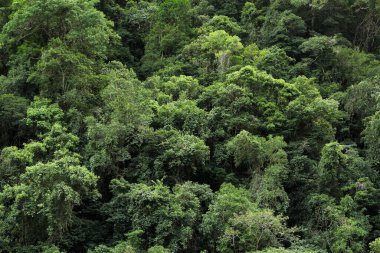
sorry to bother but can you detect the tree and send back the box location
[154,99,209,138]
[105,180,212,251]
[243,45,295,80]
[226,66,298,108]
[259,10,306,55]
[241,2,261,43]
[201,183,258,250]
[0,122,81,188]
[1,0,117,101]
[89,241,137,253]
[299,36,337,82]
[28,39,95,106]
[290,0,351,36]
[141,0,192,76]
[226,131,289,213]
[25,97,64,135]
[198,82,258,139]
[197,15,243,36]
[85,62,152,190]
[290,0,330,29]
[0,155,98,251]
[0,96,76,188]
[149,75,203,102]
[153,130,209,184]
[226,130,266,174]
[2,0,380,251]
[353,0,380,51]
[305,193,371,253]
[0,94,29,147]
[362,110,380,164]
[207,0,247,20]
[2,0,115,58]
[331,217,369,253]
[318,142,350,197]
[218,209,293,252]
[201,183,293,252]
[334,47,380,86]
[285,76,343,156]
[96,0,152,66]
[226,66,298,132]
[148,246,171,253]
[42,245,64,253]
[0,0,12,28]
[344,76,380,141]
[370,238,380,253]
[182,30,243,82]
[253,246,324,252]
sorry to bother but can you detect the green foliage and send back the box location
[286,77,343,155]
[1,0,117,107]
[85,62,152,182]
[153,130,209,183]
[201,183,258,246]
[299,35,337,82]
[105,180,212,251]
[305,193,371,253]
[1,0,380,252]
[42,245,63,253]
[154,99,209,137]
[197,15,242,36]
[0,122,81,188]
[141,0,192,75]
[241,2,261,42]
[0,94,29,146]
[317,142,369,197]
[0,97,77,188]
[226,130,289,212]
[100,63,152,127]
[90,241,137,253]
[218,209,293,252]
[243,45,295,80]
[149,75,203,102]
[345,76,380,123]
[29,39,95,103]
[253,245,325,253]
[259,10,306,54]
[182,30,243,82]
[198,81,258,137]
[26,96,64,134]
[226,130,266,172]
[334,47,380,85]
[225,66,298,132]
[201,183,294,252]
[0,0,12,29]
[370,238,380,253]
[226,66,298,106]
[207,0,247,19]
[3,0,115,58]
[331,217,369,253]
[147,246,171,253]
[0,156,98,249]
[362,109,380,164]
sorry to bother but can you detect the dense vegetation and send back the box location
[1,0,380,252]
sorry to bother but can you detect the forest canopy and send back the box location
[0,0,380,252]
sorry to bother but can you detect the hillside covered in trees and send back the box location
[1,0,380,252]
